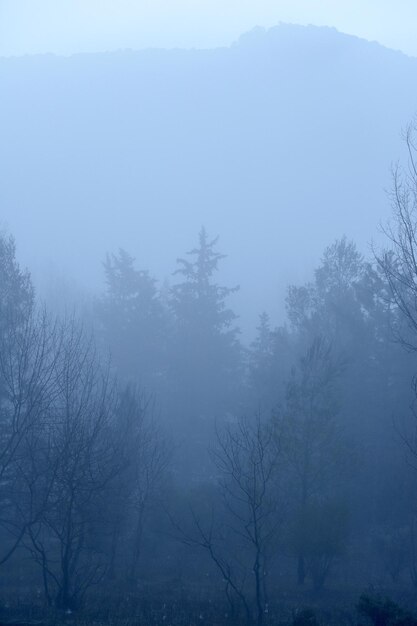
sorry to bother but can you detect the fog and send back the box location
[3,0,417,55]
[2,8,417,626]
[1,25,417,332]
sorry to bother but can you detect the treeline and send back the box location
[2,143,417,624]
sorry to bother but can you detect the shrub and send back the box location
[357,594,417,626]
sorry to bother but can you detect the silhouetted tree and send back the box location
[170,227,241,419]
[174,415,280,625]
[0,232,46,565]
[248,313,293,414]
[0,310,59,566]
[107,385,169,584]
[26,318,119,610]
[0,232,34,335]
[374,123,417,368]
[278,337,348,587]
[96,249,169,390]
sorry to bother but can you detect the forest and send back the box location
[2,121,417,625]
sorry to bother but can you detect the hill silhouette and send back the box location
[1,23,417,329]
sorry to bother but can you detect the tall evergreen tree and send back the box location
[248,313,293,414]
[96,249,169,390]
[169,227,241,421]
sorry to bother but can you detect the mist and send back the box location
[2,6,417,626]
[2,25,417,332]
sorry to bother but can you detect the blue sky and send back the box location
[1,0,417,56]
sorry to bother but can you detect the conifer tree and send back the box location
[96,249,168,390]
[170,227,241,420]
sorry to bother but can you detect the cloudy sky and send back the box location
[1,0,417,56]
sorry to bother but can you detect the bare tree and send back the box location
[107,385,169,584]
[0,309,60,565]
[376,122,417,587]
[377,122,417,350]
[24,317,120,610]
[173,415,280,626]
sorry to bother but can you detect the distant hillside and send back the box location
[1,24,417,329]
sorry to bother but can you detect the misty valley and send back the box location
[3,21,417,626]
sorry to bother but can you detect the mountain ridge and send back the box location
[1,22,417,331]
[0,23,414,61]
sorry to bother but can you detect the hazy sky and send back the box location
[1,0,417,57]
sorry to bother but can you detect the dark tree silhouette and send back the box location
[96,248,169,390]
[170,227,241,419]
